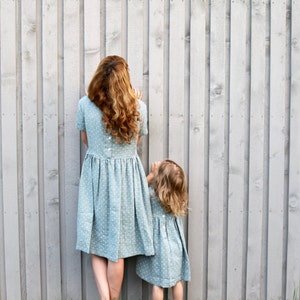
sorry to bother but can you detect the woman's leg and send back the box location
[152,285,164,300]
[91,255,110,300]
[172,281,183,300]
[107,258,124,299]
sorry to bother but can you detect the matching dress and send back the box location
[76,96,155,262]
[136,189,191,288]
[76,96,190,286]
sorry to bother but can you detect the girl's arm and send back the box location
[146,171,155,183]
[81,131,88,147]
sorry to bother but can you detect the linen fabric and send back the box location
[76,96,154,262]
[136,190,191,288]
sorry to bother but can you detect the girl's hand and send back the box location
[133,88,142,100]
[151,161,161,173]
[147,161,161,184]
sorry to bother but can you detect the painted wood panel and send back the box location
[188,1,207,299]
[287,1,300,299]
[0,1,300,299]
[268,1,287,299]
[1,1,21,299]
[62,1,83,299]
[41,0,62,298]
[246,1,267,299]
[207,1,227,298]
[227,1,249,299]
[21,0,42,298]
[148,0,166,163]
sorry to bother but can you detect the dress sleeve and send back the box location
[76,99,86,131]
[138,100,148,136]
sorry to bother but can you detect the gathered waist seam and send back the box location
[85,153,137,160]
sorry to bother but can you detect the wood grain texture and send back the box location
[0,0,299,299]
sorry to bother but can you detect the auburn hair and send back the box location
[150,160,188,216]
[87,55,141,144]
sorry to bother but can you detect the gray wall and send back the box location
[0,0,300,299]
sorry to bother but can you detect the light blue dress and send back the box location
[136,189,191,288]
[76,96,154,262]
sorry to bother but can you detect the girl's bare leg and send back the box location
[152,285,164,300]
[91,255,110,300]
[107,258,124,299]
[172,281,183,300]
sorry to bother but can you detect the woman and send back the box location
[76,55,154,299]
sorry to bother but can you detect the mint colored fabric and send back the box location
[136,190,191,288]
[76,96,154,262]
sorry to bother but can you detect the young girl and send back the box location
[136,160,191,300]
[76,55,154,300]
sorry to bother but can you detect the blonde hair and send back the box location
[87,55,141,144]
[151,160,188,216]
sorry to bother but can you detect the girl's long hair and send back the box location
[87,55,141,144]
[151,160,188,216]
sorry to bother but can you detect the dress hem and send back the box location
[76,247,155,263]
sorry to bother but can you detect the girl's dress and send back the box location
[76,96,154,262]
[136,190,191,288]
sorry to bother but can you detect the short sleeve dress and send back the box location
[136,189,191,288]
[76,96,155,262]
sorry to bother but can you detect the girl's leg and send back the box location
[172,281,183,300]
[91,255,110,300]
[107,258,124,299]
[152,285,164,300]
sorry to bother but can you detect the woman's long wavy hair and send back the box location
[150,160,188,216]
[87,55,141,144]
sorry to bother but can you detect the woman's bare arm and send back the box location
[81,131,88,147]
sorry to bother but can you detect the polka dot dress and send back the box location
[76,96,154,262]
[136,189,191,288]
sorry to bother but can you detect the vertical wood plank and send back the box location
[84,0,101,88]
[227,1,248,299]
[0,0,22,299]
[207,0,227,298]
[126,2,145,295]
[62,1,83,299]
[127,0,143,88]
[1,1,300,300]
[42,0,61,298]
[267,1,286,298]
[168,0,186,166]
[81,1,101,299]
[82,253,98,300]
[127,0,147,168]
[148,0,165,162]
[188,0,207,299]
[0,125,5,299]
[21,0,42,298]
[246,1,266,299]
[286,0,300,299]
[105,0,122,56]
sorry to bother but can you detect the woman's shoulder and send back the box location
[138,99,147,112]
[78,96,98,113]
[79,95,91,106]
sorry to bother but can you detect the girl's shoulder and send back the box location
[149,188,171,216]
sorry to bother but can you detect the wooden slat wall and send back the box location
[0,1,300,299]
